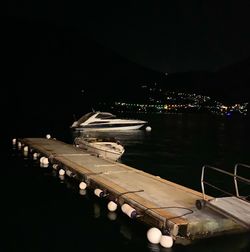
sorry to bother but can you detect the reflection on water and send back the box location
[71,128,147,146]
[107,211,117,221]
[58,174,65,181]
[120,223,133,240]
[147,243,164,252]
[181,232,250,252]
[79,189,87,196]
[93,202,101,218]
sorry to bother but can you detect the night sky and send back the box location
[79,1,250,73]
[3,1,250,112]
[6,1,250,72]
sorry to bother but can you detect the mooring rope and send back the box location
[139,206,193,220]
[117,189,144,198]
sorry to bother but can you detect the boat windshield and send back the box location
[96,112,116,119]
[77,112,96,124]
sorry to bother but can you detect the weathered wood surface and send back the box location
[207,197,250,228]
[20,138,248,243]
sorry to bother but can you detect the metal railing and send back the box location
[234,163,250,197]
[200,163,250,201]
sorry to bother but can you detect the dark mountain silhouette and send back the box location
[214,57,250,103]
[158,57,250,104]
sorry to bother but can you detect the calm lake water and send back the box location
[3,113,250,251]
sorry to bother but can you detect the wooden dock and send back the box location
[17,138,249,246]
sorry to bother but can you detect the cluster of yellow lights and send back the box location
[115,101,248,114]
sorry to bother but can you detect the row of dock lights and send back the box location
[12,135,174,248]
[13,138,23,150]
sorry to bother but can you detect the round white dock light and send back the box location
[147,227,162,244]
[160,235,173,248]
[46,134,51,139]
[94,188,104,197]
[121,203,131,214]
[17,141,22,149]
[79,181,87,190]
[40,157,45,163]
[66,170,73,177]
[107,201,117,212]
[121,203,137,218]
[59,169,65,176]
[146,126,152,132]
[42,157,49,165]
[40,157,49,167]
[12,138,17,145]
[126,207,137,219]
[52,164,59,170]
[33,153,38,160]
[23,146,29,152]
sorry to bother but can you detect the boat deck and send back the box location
[18,138,248,245]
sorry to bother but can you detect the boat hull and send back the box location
[74,138,125,161]
[71,111,147,131]
[72,124,145,131]
[80,144,122,161]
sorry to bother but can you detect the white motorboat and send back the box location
[74,136,125,161]
[71,111,147,131]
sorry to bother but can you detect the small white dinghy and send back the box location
[74,137,125,161]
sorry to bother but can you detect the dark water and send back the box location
[3,113,250,251]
